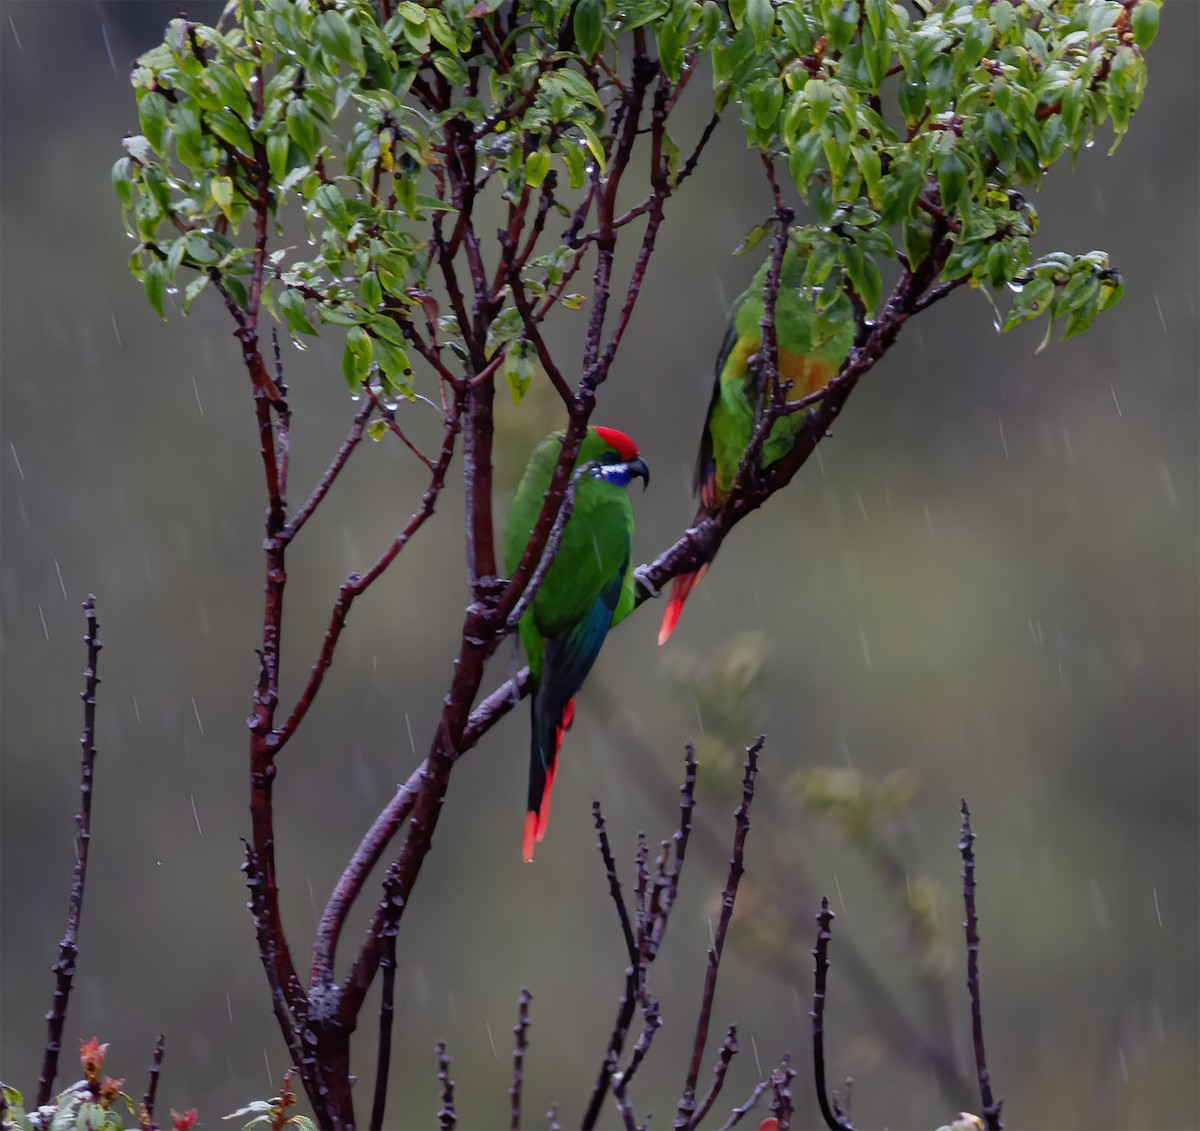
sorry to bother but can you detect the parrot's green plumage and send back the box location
[505,426,649,861]
[659,245,854,643]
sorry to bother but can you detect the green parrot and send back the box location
[504,426,650,861]
[658,246,855,644]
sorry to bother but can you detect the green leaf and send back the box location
[287,99,322,157]
[138,91,169,155]
[1132,1,1159,49]
[173,105,203,169]
[936,150,967,214]
[368,419,389,442]
[267,131,290,183]
[577,122,607,172]
[503,342,536,404]
[207,108,254,154]
[902,218,931,270]
[111,158,135,207]
[560,141,587,188]
[279,287,317,335]
[143,257,167,319]
[374,335,413,392]
[212,174,235,217]
[525,149,552,188]
[342,325,373,388]
[315,9,363,70]
[360,271,383,309]
[206,63,252,123]
[745,0,773,49]
[574,0,603,57]
[183,274,210,314]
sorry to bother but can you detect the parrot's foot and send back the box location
[633,565,661,599]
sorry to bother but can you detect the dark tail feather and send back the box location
[658,563,709,645]
[523,697,574,862]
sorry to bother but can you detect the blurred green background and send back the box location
[2,3,1196,1128]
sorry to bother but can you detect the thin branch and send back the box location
[510,989,532,1131]
[912,274,970,313]
[36,595,103,1108]
[582,745,696,1130]
[675,111,721,188]
[271,412,460,755]
[646,741,697,962]
[435,1042,456,1131]
[692,1025,739,1126]
[611,1000,661,1129]
[960,800,1003,1130]
[812,898,854,1131]
[505,239,576,406]
[769,1058,796,1131]
[140,1034,165,1131]
[370,864,403,1131]
[675,736,763,1130]
[716,1079,771,1131]
[278,398,374,545]
[241,842,306,1076]
[594,801,638,966]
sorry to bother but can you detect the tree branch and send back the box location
[812,897,854,1131]
[36,595,103,1109]
[509,989,532,1131]
[675,736,763,1130]
[960,800,1003,1130]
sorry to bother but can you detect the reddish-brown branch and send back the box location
[369,864,403,1131]
[272,411,460,754]
[812,898,854,1131]
[961,801,1003,1130]
[675,737,763,1131]
[436,1041,457,1130]
[140,1034,165,1131]
[278,399,374,546]
[692,1025,739,1126]
[36,595,103,1109]
[509,989,532,1131]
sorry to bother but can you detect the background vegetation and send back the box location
[1,2,1196,1127]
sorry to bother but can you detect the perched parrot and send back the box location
[658,246,855,644]
[504,426,650,861]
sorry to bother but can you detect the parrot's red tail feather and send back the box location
[522,811,538,863]
[658,564,709,645]
[537,757,557,843]
[522,699,573,862]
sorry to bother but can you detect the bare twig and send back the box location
[435,1042,457,1131]
[279,398,375,544]
[141,1034,165,1131]
[769,1057,796,1131]
[510,989,532,1131]
[716,1078,771,1131]
[271,411,460,756]
[582,745,698,1129]
[692,1024,739,1126]
[369,866,403,1131]
[36,595,103,1108]
[594,801,638,966]
[675,737,763,1130]
[812,898,854,1131]
[960,800,1003,1130]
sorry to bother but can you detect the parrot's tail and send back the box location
[523,697,575,862]
[658,564,709,645]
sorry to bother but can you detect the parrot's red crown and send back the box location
[592,426,639,462]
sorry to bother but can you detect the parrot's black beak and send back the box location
[627,456,650,490]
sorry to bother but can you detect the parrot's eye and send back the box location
[598,451,618,464]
